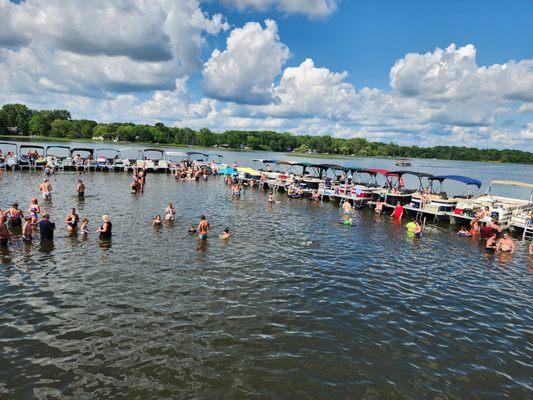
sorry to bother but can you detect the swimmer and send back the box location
[311,190,320,201]
[28,198,40,223]
[0,219,11,247]
[496,233,515,254]
[374,199,383,214]
[342,215,353,226]
[529,241,533,256]
[485,233,498,253]
[197,215,210,240]
[458,227,473,237]
[342,201,352,215]
[96,215,112,240]
[152,215,163,227]
[268,193,275,203]
[76,179,85,198]
[188,224,197,234]
[414,220,422,237]
[406,218,416,233]
[7,203,23,228]
[39,178,52,201]
[219,228,231,239]
[165,203,176,221]
[65,208,79,234]
[80,218,90,238]
[22,216,33,243]
[392,202,404,220]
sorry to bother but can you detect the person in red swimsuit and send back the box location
[392,202,404,220]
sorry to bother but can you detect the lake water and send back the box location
[0,141,532,399]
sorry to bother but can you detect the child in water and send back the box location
[22,216,33,243]
[220,228,231,239]
[152,215,162,227]
[80,218,90,238]
[188,224,197,233]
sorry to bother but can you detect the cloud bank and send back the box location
[0,0,531,150]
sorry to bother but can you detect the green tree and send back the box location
[1,103,32,134]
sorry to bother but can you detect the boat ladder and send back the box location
[522,219,533,241]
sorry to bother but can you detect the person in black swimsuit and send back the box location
[97,215,112,240]
[65,208,79,235]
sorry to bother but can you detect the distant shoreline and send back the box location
[1,134,532,166]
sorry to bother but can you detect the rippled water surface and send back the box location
[0,147,532,399]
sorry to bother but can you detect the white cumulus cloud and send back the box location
[202,19,289,105]
[0,0,228,97]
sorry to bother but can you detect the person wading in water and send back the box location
[197,215,210,240]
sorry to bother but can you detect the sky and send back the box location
[0,0,532,150]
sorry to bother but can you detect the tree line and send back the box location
[1,103,532,164]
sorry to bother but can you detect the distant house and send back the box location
[7,127,19,135]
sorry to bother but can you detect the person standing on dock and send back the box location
[76,179,85,198]
[39,178,52,201]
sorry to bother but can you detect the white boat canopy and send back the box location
[490,180,533,189]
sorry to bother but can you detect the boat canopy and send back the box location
[207,153,223,159]
[46,145,71,157]
[276,160,298,166]
[218,167,236,175]
[166,151,188,157]
[489,180,533,189]
[252,159,278,164]
[186,151,208,157]
[19,144,45,150]
[430,175,482,188]
[386,171,434,178]
[70,148,94,156]
[359,168,390,176]
[236,167,262,176]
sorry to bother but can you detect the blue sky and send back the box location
[1,0,532,149]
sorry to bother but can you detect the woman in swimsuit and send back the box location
[152,215,163,227]
[96,215,112,240]
[342,201,353,215]
[165,203,176,221]
[7,203,23,228]
[485,233,499,253]
[65,208,79,234]
[28,198,40,223]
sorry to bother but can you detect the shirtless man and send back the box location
[39,178,52,201]
[198,215,210,240]
[496,233,515,254]
[529,241,533,256]
[76,179,85,198]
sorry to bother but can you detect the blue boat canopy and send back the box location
[218,167,236,175]
[430,175,482,188]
